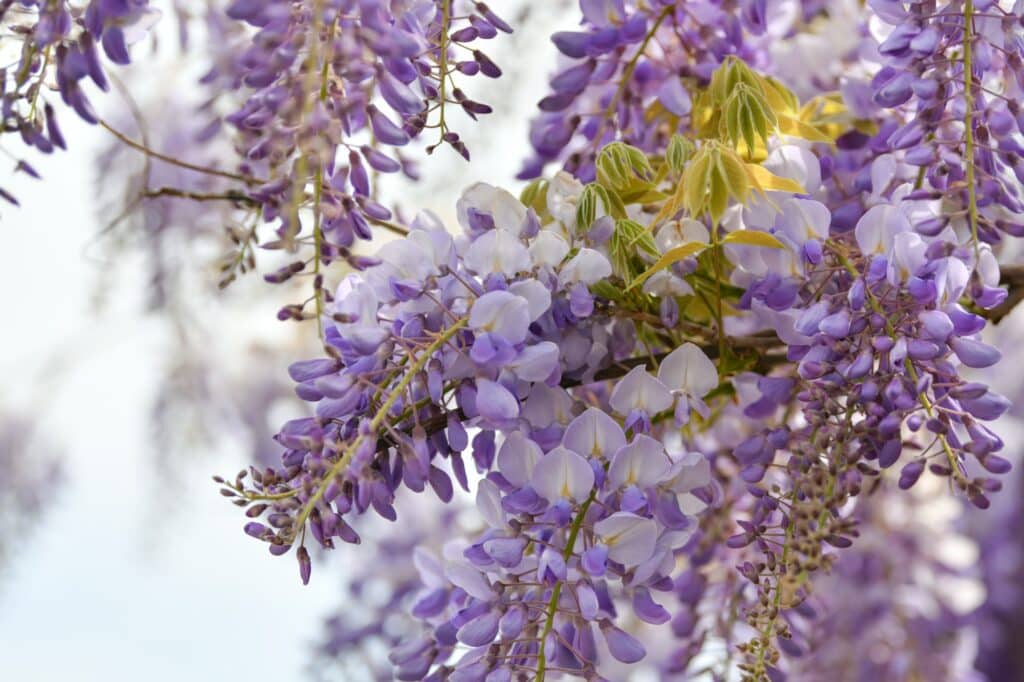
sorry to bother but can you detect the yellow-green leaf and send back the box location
[777,115,833,143]
[627,242,708,291]
[745,164,806,195]
[722,230,786,249]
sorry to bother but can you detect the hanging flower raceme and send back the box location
[210,0,511,248]
[221,179,636,581]
[865,0,1024,242]
[200,5,1024,681]
[392,409,711,680]
[0,0,158,203]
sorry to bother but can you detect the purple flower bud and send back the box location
[244,522,267,538]
[288,358,340,382]
[482,537,526,567]
[581,545,608,576]
[297,546,311,585]
[878,439,901,468]
[499,606,526,638]
[469,15,498,39]
[380,71,424,116]
[101,26,131,65]
[552,31,590,58]
[472,50,502,78]
[910,27,940,53]
[819,310,851,338]
[457,610,500,647]
[412,588,449,619]
[601,622,646,663]
[621,13,648,42]
[367,105,410,146]
[450,26,479,42]
[632,588,671,624]
[918,310,953,340]
[348,151,370,196]
[475,3,513,33]
[899,459,926,489]
[961,392,1011,421]
[980,454,1012,475]
[907,339,942,360]
[874,71,914,107]
[949,336,1001,368]
[795,301,829,336]
[551,59,596,94]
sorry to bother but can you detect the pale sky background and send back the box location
[0,3,573,679]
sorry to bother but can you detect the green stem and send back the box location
[963,0,979,255]
[535,492,596,681]
[28,45,52,120]
[710,227,727,361]
[436,0,451,144]
[590,6,672,151]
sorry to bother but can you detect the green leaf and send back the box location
[576,183,612,233]
[627,242,708,291]
[609,218,659,282]
[718,152,749,204]
[519,179,549,215]
[666,134,693,172]
[708,164,729,225]
[722,230,787,248]
[777,115,833,143]
[590,280,624,302]
[597,142,654,192]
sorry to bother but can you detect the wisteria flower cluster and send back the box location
[9,0,1024,679]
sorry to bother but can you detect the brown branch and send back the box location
[373,333,789,454]
[99,119,263,186]
[142,186,257,204]
[991,264,1024,323]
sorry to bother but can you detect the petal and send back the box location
[476,379,520,423]
[483,537,527,567]
[562,407,627,458]
[457,610,500,647]
[469,291,532,344]
[594,512,658,566]
[465,230,531,276]
[509,342,560,382]
[457,183,528,234]
[608,435,671,488]
[476,478,506,527]
[609,367,674,416]
[508,279,552,320]
[496,432,543,487]
[529,230,570,268]
[601,622,646,663]
[531,446,595,503]
[445,562,494,601]
[632,587,671,624]
[559,248,612,286]
[658,343,718,397]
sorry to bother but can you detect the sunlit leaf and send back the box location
[777,115,833,143]
[722,230,787,249]
[627,242,708,291]
[745,164,806,195]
